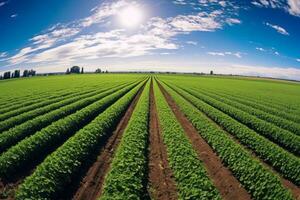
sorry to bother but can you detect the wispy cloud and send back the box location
[256,47,266,51]
[265,22,289,35]
[5,0,242,67]
[226,18,242,25]
[0,1,7,7]
[11,14,18,18]
[0,52,7,58]
[252,0,300,17]
[287,0,300,16]
[186,41,198,45]
[208,51,243,58]
[297,58,300,62]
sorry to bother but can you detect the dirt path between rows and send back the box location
[157,81,252,200]
[72,86,145,200]
[217,121,300,200]
[160,81,300,200]
[147,81,178,200]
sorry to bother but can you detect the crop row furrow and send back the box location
[15,80,145,199]
[100,80,150,199]
[159,81,293,200]
[0,86,107,133]
[216,90,300,117]
[206,89,300,124]
[161,81,300,186]
[178,86,300,155]
[0,85,93,114]
[0,81,143,180]
[199,89,300,136]
[0,87,96,122]
[153,80,221,199]
[0,81,136,154]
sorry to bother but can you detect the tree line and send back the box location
[66,66,108,74]
[0,69,36,80]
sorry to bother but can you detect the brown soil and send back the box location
[72,86,144,200]
[147,81,178,200]
[157,81,252,200]
[221,124,300,200]
[0,181,20,200]
[159,81,300,200]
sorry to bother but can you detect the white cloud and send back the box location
[0,52,7,58]
[173,0,187,5]
[6,0,242,67]
[11,14,18,18]
[251,0,285,8]
[170,11,223,32]
[0,1,6,7]
[219,1,227,7]
[252,0,300,17]
[25,29,178,64]
[287,0,300,16]
[208,51,243,58]
[226,18,242,25]
[208,52,225,56]
[256,47,266,51]
[215,64,300,81]
[186,41,198,45]
[265,22,289,35]
[275,51,280,55]
[296,58,300,62]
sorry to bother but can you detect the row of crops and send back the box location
[0,74,299,200]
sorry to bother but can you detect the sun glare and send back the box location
[119,5,143,28]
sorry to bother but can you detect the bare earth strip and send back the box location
[147,81,178,200]
[72,86,144,200]
[221,125,300,200]
[158,81,252,200]
[160,81,300,200]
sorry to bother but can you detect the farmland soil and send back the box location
[147,81,178,200]
[218,121,300,200]
[157,81,252,200]
[72,85,145,200]
[159,81,300,200]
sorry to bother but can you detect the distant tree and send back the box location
[28,69,36,76]
[70,66,80,74]
[14,70,20,78]
[81,67,84,74]
[210,70,214,75]
[23,70,29,77]
[66,68,70,74]
[105,70,108,73]
[3,71,11,79]
[0,75,3,80]
[95,68,102,73]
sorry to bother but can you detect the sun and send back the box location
[118,5,144,28]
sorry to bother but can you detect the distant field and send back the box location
[0,74,299,200]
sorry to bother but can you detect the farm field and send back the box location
[0,74,299,200]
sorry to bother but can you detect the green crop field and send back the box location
[0,74,299,200]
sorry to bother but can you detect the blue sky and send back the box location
[0,0,300,80]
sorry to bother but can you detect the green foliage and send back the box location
[153,80,221,200]
[100,80,150,199]
[15,81,145,199]
[159,81,294,199]
[163,82,300,186]
[0,82,131,153]
[0,81,141,180]
[201,89,300,135]
[207,89,300,124]
[0,86,98,132]
[182,87,300,156]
